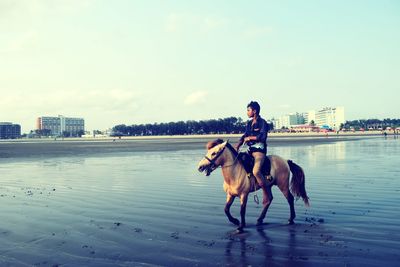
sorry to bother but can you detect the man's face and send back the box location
[247,107,256,118]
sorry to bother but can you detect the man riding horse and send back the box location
[235,101,273,204]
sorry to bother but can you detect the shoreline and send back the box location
[0,133,386,160]
[0,130,390,143]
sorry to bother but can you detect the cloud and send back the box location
[184,91,208,105]
[0,0,92,16]
[0,0,93,53]
[53,0,93,13]
[0,88,141,115]
[243,26,272,39]
[0,30,38,53]
[279,57,304,68]
[165,13,228,33]
[0,88,142,131]
[279,104,291,109]
[165,13,182,33]
[202,17,229,31]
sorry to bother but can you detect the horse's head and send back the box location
[198,139,229,176]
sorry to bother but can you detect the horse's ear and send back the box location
[226,139,230,143]
[222,140,228,147]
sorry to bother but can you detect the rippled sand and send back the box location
[0,135,368,159]
[0,136,399,266]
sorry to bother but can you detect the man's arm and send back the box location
[244,120,268,143]
[235,134,245,150]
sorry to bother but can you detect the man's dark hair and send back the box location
[247,101,261,115]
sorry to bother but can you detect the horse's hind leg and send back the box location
[276,167,296,224]
[256,189,273,226]
[280,185,296,224]
[286,191,296,224]
[225,194,240,226]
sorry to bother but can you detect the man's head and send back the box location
[247,101,260,118]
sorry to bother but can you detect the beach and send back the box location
[0,132,385,159]
[0,135,399,266]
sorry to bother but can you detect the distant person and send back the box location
[235,101,272,204]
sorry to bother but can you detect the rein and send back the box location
[204,145,227,169]
[222,144,242,168]
[203,143,241,170]
[204,142,260,205]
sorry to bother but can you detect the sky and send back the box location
[1,0,399,133]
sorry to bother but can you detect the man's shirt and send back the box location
[240,116,269,146]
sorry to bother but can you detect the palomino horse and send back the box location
[197,139,309,231]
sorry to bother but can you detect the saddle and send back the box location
[238,152,271,177]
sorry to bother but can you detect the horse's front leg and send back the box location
[238,193,249,231]
[225,194,240,226]
[256,187,273,226]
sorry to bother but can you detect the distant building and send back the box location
[0,122,21,139]
[304,110,316,124]
[36,117,61,135]
[275,113,305,129]
[274,107,345,131]
[314,107,345,130]
[36,115,85,136]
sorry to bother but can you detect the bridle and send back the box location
[201,142,260,204]
[203,142,241,172]
[204,144,227,170]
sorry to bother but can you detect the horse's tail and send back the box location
[288,160,310,207]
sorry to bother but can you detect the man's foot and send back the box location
[264,175,274,187]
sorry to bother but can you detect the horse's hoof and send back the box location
[256,220,263,226]
[236,227,244,233]
[231,219,240,226]
[287,220,295,225]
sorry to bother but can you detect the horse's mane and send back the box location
[206,139,239,157]
[206,139,224,150]
[226,142,239,157]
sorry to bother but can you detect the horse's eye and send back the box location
[211,152,216,156]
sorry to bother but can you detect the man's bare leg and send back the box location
[253,152,272,204]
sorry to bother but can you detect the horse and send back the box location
[197,139,309,232]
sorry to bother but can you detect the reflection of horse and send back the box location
[198,139,309,231]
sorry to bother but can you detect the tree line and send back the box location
[27,129,85,138]
[112,117,400,136]
[112,117,252,136]
[343,118,400,130]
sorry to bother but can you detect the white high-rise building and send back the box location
[37,115,85,136]
[305,110,316,125]
[315,107,345,130]
[275,113,305,129]
[274,107,345,130]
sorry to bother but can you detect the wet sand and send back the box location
[0,136,399,266]
[0,135,376,159]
